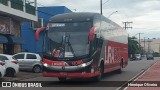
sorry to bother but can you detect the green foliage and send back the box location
[128,37,140,56]
[153,52,160,57]
[0,0,8,5]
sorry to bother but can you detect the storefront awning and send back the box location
[10,36,25,44]
[0,35,8,43]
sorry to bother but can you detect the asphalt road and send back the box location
[0,57,158,90]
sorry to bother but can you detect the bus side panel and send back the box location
[102,41,128,73]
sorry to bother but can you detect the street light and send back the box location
[108,11,118,18]
[100,0,110,15]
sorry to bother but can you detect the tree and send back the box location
[128,37,140,57]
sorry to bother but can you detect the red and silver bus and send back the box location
[36,12,128,81]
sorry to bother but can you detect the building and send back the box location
[0,0,37,54]
[140,38,160,53]
[21,6,72,53]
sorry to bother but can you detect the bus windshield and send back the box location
[47,22,92,58]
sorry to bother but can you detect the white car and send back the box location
[0,54,19,77]
[0,60,5,77]
[13,52,42,73]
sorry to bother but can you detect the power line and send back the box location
[103,0,110,5]
[100,0,111,15]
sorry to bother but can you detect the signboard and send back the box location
[0,16,14,35]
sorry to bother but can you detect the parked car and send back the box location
[131,54,142,60]
[13,52,42,73]
[0,54,19,77]
[147,54,154,60]
[135,54,142,60]
[0,60,5,77]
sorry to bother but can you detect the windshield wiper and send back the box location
[66,35,76,57]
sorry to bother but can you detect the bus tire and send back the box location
[58,77,67,81]
[115,60,123,74]
[93,62,104,81]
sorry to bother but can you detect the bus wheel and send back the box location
[93,63,104,81]
[58,78,67,81]
[115,61,123,73]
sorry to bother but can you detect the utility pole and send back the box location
[141,37,146,55]
[123,21,132,58]
[100,0,110,15]
[147,38,152,53]
[123,21,133,39]
[123,21,133,30]
[138,33,143,52]
[100,0,102,15]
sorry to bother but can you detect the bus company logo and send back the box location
[2,82,11,87]
[2,82,42,87]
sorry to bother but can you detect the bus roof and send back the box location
[49,12,100,22]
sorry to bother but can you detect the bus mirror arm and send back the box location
[35,27,46,41]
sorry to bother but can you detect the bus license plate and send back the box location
[60,72,67,76]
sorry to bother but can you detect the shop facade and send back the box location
[0,0,37,54]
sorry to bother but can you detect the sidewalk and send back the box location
[126,60,160,90]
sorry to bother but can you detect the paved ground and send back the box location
[0,71,42,81]
[0,57,159,90]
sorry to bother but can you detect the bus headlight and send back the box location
[78,59,93,68]
[81,63,87,67]
[43,63,48,67]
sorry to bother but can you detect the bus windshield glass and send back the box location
[47,22,92,58]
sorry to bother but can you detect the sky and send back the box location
[32,0,160,39]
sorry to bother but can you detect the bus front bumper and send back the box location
[43,71,99,78]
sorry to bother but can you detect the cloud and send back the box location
[33,0,160,38]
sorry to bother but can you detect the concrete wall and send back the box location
[0,44,2,53]
[13,19,21,54]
